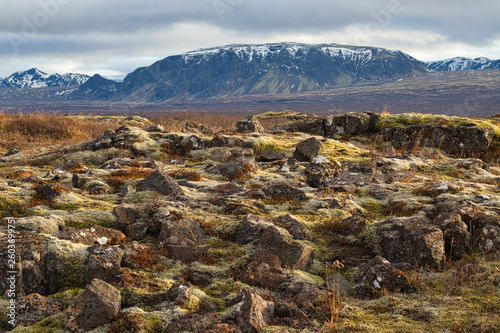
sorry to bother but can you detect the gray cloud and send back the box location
[0,0,499,77]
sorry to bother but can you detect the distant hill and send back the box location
[112,42,429,102]
[0,68,90,88]
[425,57,500,71]
[69,74,122,99]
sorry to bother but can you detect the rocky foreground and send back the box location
[0,111,499,332]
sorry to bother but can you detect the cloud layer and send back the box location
[0,0,499,78]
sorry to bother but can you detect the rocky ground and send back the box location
[0,111,499,333]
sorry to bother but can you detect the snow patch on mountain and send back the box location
[0,68,90,88]
[425,57,500,71]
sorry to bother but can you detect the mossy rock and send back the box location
[59,210,115,229]
[0,194,27,218]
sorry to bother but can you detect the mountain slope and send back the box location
[113,43,429,102]
[425,57,500,71]
[69,74,121,99]
[0,68,90,88]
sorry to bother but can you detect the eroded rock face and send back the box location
[158,218,209,262]
[377,216,445,269]
[64,278,121,332]
[273,214,312,241]
[383,124,495,156]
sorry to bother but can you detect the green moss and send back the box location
[376,113,500,138]
[62,210,115,229]
[51,289,84,308]
[205,238,247,263]
[0,194,27,218]
[10,313,65,333]
[142,312,165,332]
[204,279,239,297]
[361,198,387,219]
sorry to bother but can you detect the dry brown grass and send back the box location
[147,111,241,133]
[0,112,120,153]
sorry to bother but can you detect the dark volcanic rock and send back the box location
[240,249,286,290]
[236,288,274,333]
[182,121,213,134]
[84,244,124,285]
[137,170,184,197]
[305,155,339,188]
[322,273,355,299]
[166,282,193,308]
[274,214,312,240]
[234,116,265,133]
[293,137,324,162]
[356,256,417,299]
[258,149,287,162]
[237,214,272,245]
[377,216,445,269]
[56,225,126,246]
[257,226,314,271]
[262,184,308,202]
[63,278,121,332]
[383,124,495,156]
[17,293,64,325]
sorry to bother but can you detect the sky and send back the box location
[0,0,499,80]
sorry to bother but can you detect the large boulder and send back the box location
[257,226,314,271]
[63,278,121,332]
[236,288,274,333]
[137,170,184,197]
[377,217,445,269]
[158,218,209,263]
[293,137,324,162]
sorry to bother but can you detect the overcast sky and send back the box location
[0,0,499,79]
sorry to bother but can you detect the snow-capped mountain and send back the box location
[114,42,428,102]
[0,68,90,88]
[425,57,500,71]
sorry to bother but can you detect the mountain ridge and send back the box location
[0,68,90,89]
[425,57,500,71]
[112,42,429,102]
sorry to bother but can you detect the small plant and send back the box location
[321,260,344,332]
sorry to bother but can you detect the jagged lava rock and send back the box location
[63,278,121,332]
[377,216,445,269]
[236,288,274,333]
[293,137,324,162]
[356,256,417,299]
[257,225,314,271]
[84,244,124,285]
[137,169,184,197]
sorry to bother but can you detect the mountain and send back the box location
[425,57,500,71]
[113,42,429,102]
[0,68,90,88]
[69,74,122,99]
